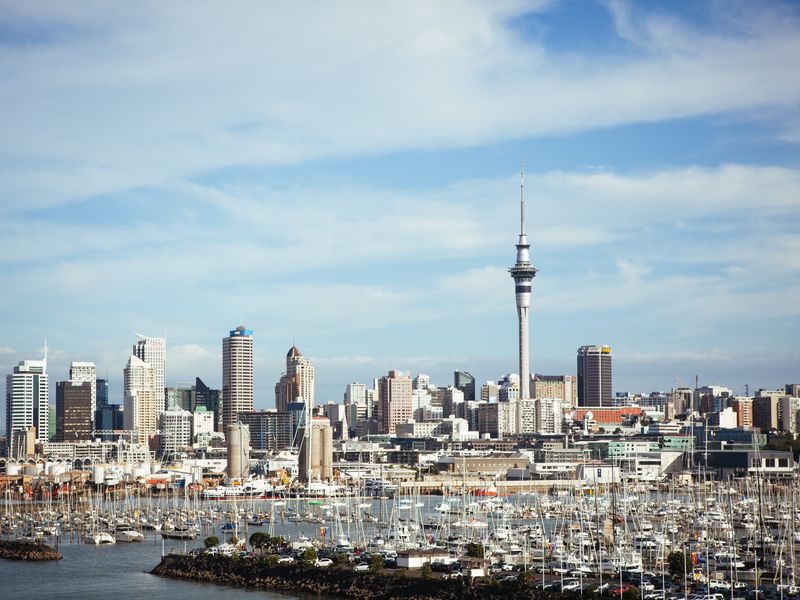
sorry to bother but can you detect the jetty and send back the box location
[151,553,560,600]
[0,539,62,561]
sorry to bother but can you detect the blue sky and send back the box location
[1,0,799,421]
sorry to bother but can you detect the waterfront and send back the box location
[0,539,297,600]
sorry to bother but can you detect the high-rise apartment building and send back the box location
[729,397,753,429]
[6,351,49,457]
[123,354,158,442]
[159,404,193,456]
[222,325,254,430]
[133,336,166,409]
[55,380,93,442]
[577,345,612,407]
[454,371,476,401]
[536,398,563,434]
[69,361,97,421]
[377,370,412,435]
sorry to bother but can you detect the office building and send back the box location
[454,371,476,401]
[165,386,193,412]
[69,361,97,421]
[222,325,254,430]
[508,168,537,400]
[729,397,753,430]
[752,395,782,431]
[343,382,367,436]
[536,397,563,434]
[96,378,109,407]
[577,345,613,407]
[6,350,49,457]
[786,384,800,398]
[239,410,294,452]
[55,380,93,442]
[275,345,314,416]
[377,370,412,435]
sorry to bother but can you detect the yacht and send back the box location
[85,531,116,545]
[114,524,144,542]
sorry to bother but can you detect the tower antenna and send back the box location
[520,157,525,235]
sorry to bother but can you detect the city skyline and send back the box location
[1,2,799,416]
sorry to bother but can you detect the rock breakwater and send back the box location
[151,554,561,600]
[0,540,62,561]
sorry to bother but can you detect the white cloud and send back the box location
[0,347,14,354]
[1,2,799,212]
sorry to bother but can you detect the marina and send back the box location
[4,476,800,598]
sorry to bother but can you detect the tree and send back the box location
[422,563,433,579]
[369,554,384,572]
[249,532,270,550]
[465,542,485,558]
[300,547,317,567]
[204,535,220,548]
[265,554,280,568]
[667,551,688,578]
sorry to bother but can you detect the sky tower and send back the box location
[508,165,538,399]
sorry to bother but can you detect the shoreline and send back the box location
[151,554,561,600]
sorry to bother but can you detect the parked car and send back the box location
[353,563,370,572]
[315,558,333,567]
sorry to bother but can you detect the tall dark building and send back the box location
[194,377,222,432]
[577,345,612,407]
[454,371,476,401]
[96,378,109,407]
[95,403,124,440]
[56,380,93,442]
[239,410,294,452]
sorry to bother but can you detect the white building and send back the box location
[6,352,49,456]
[536,398,563,434]
[344,382,368,431]
[286,345,314,416]
[133,336,165,409]
[516,398,536,434]
[780,396,800,434]
[192,407,215,444]
[160,404,193,455]
[69,361,97,418]
[123,354,158,443]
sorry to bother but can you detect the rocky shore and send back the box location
[152,554,563,600]
[0,540,62,561]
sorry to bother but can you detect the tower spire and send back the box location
[520,157,525,236]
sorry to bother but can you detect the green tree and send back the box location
[332,552,349,566]
[265,554,279,568]
[667,551,688,578]
[465,542,485,558]
[369,554,384,572]
[204,535,220,548]
[300,547,317,567]
[249,532,270,550]
[422,563,433,579]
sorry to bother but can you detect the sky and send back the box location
[1,0,799,423]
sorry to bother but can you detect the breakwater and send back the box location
[0,539,62,561]
[152,554,560,600]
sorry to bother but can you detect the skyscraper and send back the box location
[96,378,109,407]
[194,377,222,432]
[133,336,166,409]
[377,370,412,434]
[55,380,93,442]
[577,345,613,407]
[6,349,49,457]
[123,354,158,442]
[275,344,314,417]
[69,361,97,424]
[508,167,537,400]
[222,325,254,430]
[454,371,476,401]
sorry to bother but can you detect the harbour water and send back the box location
[0,538,296,600]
